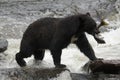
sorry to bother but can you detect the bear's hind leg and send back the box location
[15,52,32,67]
[16,52,26,67]
[33,49,45,61]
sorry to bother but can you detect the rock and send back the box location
[0,67,71,80]
[0,39,8,53]
[83,60,120,74]
[0,67,120,80]
[71,73,90,80]
[71,73,120,80]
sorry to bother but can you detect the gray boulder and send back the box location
[83,60,120,74]
[0,39,8,52]
[0,67,71,80]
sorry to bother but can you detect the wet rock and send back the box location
[71,73,120,80]
[0,39,8,53]
[83,60,120,74]
[0,67,71,80]
[0,67,120,80]
[91,74,120,80]
[71,73,90,80]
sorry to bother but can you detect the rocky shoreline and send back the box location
[0,67,120,80]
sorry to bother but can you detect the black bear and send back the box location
[16,13,105,68]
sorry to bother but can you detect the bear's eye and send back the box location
[94,28,100,34]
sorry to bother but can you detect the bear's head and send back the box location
[81,13,105,44]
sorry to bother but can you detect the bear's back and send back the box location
[22,17,61,48]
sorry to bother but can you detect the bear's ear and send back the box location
[86,12,91,16]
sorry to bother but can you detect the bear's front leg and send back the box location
[75,33,97,60]
[51,49,66,68]
[50,28,71,68]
